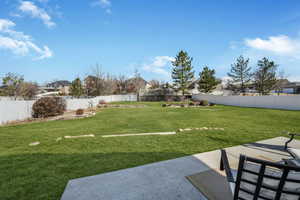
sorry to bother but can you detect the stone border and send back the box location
[102,132,176,138]
[178,127,225,132]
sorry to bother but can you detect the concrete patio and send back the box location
[61,137,300,200]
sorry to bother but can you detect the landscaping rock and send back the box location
[178,127,225,132]
[29,142,40,146]
[64,134,95,139]
[102,132,176,138]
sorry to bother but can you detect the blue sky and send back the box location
[1,0,300,84]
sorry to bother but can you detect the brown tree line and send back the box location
[70,67,147,97]
[0,72,38,99]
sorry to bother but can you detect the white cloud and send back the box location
[18,1,55,28]
[245,35,300,58]
[0,19,31,40]
[0,19,53,60]
[98,0,111,7]
[92,0,112,14]
[143,56,175,77]
[0,19,15,31]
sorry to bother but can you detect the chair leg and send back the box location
[220,149,235,182]
[220,151,224,170]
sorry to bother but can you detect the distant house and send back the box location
[46,80,71,88]
[281,81,300,94]
[39,80,71,96]
[224,79,300,95]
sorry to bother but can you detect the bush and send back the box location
[193,101,201,106]
[209,102,216,106]
[189,102,195,106]
[32,97,66,118]
[76,109,84,115]
[202,100,209,106]
[162,104,167,107]
[199,100,204,106]
[166,97,172,102]
[99,100,106,105]
[199,100,209,106]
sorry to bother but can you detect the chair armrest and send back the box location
[290,133,300,137]
[284,133,300,149]
[283,159,300,167]
[220,149,235,183]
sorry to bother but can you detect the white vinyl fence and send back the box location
[66,95,137,110]
[0,100,35,125]
[0,95,137,125]
[193,94,300,110]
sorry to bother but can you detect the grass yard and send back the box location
[1,102,300,200]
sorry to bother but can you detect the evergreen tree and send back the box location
[198,66,220,93]
[70,78,83,97]
[171,50,194,96]
[227,55,252,93]
[254,57,277,95]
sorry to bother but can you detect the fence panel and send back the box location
[192,94,300,110]
[0,95,137,125]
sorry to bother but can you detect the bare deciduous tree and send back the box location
[2,73,24,99]
[17,82,38,100]
[148,80,160,89]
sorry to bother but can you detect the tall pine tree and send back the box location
[198,66,220,93]
[171,50,194,96]
[227,55,252,94]
[254,57,277,95]
[70,77,83,97]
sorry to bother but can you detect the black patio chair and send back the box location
[220,149,300,200]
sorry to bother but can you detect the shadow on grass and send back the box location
[0,151,187,200]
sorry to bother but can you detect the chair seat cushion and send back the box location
[241,161,300,200]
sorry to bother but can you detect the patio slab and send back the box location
[61,137,300,200]
[61,155,208,200]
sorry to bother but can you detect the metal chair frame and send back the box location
[220,149,300,200]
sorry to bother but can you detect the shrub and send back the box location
[199,100,204,106]
[76,109,84,115]
[209,102,216,106]
[192,101,200,106]
[202,100,209,106]
[166,97,172,102]
[99,100,106,105]
[162,104,167,107]
[32,97,66,118]
[189,102,195,106]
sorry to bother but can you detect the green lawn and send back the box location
[1,102,300,200]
